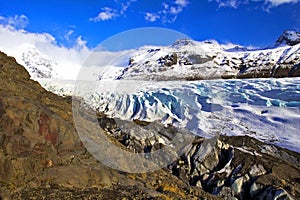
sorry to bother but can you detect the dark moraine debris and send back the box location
[99,112,300,200]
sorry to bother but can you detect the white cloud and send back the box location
[0,24,92,80]
[145,13,160,22]
[210,0,300,8]
[175,0,189,7]
[0,14,29,29]
[120,0,137,14]
[163,2,169,10]
[145,0,190,23]
[0,25,56,47]
[90,0,189,23]
[170,6,183,14]
[209,0,239,8]
[75,36,88,49]
[0,22,136,80]
[64,30,74,41]
[264,0,300,6]
[89,7,118,22]
[90,0,137,22]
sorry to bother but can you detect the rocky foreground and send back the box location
[0,51,300,199]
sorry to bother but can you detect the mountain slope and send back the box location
[102,31,300,81]
[275,30,300,46]
[20,45,59,78]
[0,51,213,199]
[1,52,300,199]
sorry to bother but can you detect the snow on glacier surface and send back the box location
[38,77,300,153]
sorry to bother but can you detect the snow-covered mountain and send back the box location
[0,43,61,79]
[2,30,299,81]
[0,41,89,80]
[274,30,300,46]
[20,45,59,78]
[100,30,300,81]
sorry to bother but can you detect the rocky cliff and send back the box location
[0,51,215,199]
[98,114,300,199]
[0,51,300,199]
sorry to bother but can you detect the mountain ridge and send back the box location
[0,51,215,199]
[1,30,300,81]
[102,30,300,81]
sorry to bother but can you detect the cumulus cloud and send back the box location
[0,14,29,29]
[89,7,118,22]
[210,0,300,8]
[145,0,189,23]
[0,25,56,48]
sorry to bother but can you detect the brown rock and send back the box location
[0,51,213,199]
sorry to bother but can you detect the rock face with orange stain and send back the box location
[38,112,59,146]
[0,51,86,194]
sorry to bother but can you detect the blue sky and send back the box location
[0,0,300,49]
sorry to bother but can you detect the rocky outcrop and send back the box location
[158,53,178,67]
[0,51,216,199]
[98,114,300,199]
[275,30,300,46]
[0,51,106,198]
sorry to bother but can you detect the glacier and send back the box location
[38,77,300,153]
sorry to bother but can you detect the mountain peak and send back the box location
[275,30,300,46]
[20,45,59,79]
[171,38,195,48]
